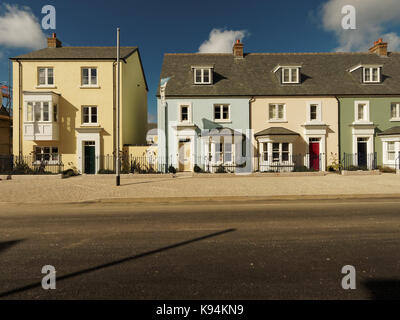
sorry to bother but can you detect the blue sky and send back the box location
[1,0,400,122]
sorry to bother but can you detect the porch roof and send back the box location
[200,127,244,137]
[255,127,300,137]
[377,126,400,136]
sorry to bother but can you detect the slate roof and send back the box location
[378,126,400,136]
[255,127,300,137]
[158,52,400,96]
[11,47,138,60]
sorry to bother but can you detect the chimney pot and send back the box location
[47,33,62,48]
[369,38,388,57]
[233,39,244,58]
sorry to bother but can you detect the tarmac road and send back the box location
[0,198,399,300]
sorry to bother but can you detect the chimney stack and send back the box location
[369,38,388,57]
[233,39,244,58]
[47,33,62,48]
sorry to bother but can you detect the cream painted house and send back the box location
[252,97,339,172]
[11,34,148,174]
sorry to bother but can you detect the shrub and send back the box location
[379,166,396,173]
[98,169,115,175]
[194,165,203,173]
[12,161,33,175]
[215,165,226,174]
[168,166,177,174]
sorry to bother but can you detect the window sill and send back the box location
[35,85,57,89]
[268,120,288,123]
[352,121,374,125]
[80,86,100,89]
[214,120,232,124]
[81,123,101,127]
[390,118,400,122]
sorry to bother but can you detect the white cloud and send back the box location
[198,29,248,53]
[321,0,400,52]
[0,3,47,50]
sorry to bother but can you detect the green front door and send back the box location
[84,145,96,174]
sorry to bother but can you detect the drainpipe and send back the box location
[249,96,255,171]
[17,59,23,158]
[335,96,341,165]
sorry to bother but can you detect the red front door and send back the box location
[309,142,320,171]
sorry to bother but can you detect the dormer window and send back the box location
[192,66,213,85]
[363,67,380,83]
[282,67,300,84]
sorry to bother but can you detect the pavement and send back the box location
[0,198,400,300]
[0,173,400,204]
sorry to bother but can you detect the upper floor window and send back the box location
[82,106,98,124]
[363,67,380,83]
[355,101,370,123]
[194,68,212,84]
[391,103,400,120]
[26,101,51,122]
[82,68,97,86]
[214,104,230,122]
[269,104,286,122]
[282,67,299,84]
[38,67,54,86]
[307,102,322,123]
[179,104,192,123]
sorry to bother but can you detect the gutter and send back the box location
[335,96,341,164]
[16,59,23,157]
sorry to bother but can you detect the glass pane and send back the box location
[195,69,202,83]
[43,102,49,121]
[83,107,89,123]
[282,143,289,152]
[223,106,229,119]
[39,68,46,85]
[310,105,317,120]
[282,152,289,162]
[91,69,97,85]
[53,105,58,122]
[181,106,188,121]
[27,103,33,121]
[203,69,210,83]
[47,68,54,85]
[82,69,89,85]
[273,143,280,152]
[364,68,370,81]
[278,105,284,119]
[283,69,290,82]
[91,107,97,123]
[388,142,395,151]
[372,68,378,82]
[34,102,41,121]
[269,105,275,119]
[291,68,298,82]
[358,104,365,120]
[273,153,280,162]
[214,106,221,120]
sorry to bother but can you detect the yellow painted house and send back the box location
[11,34,148,174]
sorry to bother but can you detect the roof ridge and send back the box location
[165,51,400,56]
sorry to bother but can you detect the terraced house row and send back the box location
[158,38,400,173]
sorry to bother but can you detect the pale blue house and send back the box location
[157,41,252,173]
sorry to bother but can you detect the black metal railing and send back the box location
[257,154,325,173]
[0,155,64,175]
[342,153,377,171]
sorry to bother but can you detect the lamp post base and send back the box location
[116,176,120,186]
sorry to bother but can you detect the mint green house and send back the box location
[339,40,400,170]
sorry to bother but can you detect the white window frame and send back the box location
[390,103,400,121]
[214,104,231,122]
[25,101,52,123]
[194,68,212,85]
[34,146,60,164]
[38,67,54,87]
[354,101,371,123]
[82,106,98,125]
[268,104,286,122]
[81,67,98,87]
[282,67,300,84]
[363,67,381,83]
[212,142,235,165]
[306,101,322,123]
[178,103,192,124]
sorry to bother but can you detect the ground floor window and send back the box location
[387,142,396,161]
[35,146,59,162]
[214,143,233,163]
[272,143,290,162]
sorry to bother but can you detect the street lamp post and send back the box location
[116,28,121,186]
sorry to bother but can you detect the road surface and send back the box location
[0,198,399,300]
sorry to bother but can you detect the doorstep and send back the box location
[341,170,381,176]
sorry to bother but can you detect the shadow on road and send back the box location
[0,240,24,254]
[0,229,236,299]
[120,179,174,187]
[363,279,400,300]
